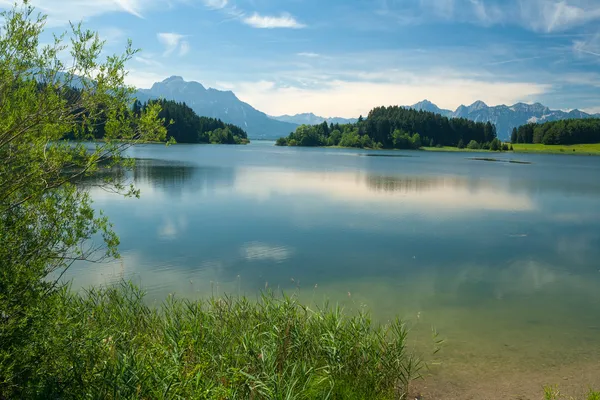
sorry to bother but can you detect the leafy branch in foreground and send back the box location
[0,1,165,395]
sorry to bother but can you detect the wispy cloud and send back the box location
[134,55,164,68]
[573,32,600,58]
[485,56,544,66]
[297,52,320,58]
[157,32,190,57]
[0,0,180,26]
[202,0,228,10]
[379,0,600,33]
[242,13,305,29]
[114,0,144,18]
[179,41,191,56]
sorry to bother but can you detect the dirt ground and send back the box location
[410,360,600,400]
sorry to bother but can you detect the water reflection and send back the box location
[233,169,535,213]
[65,145,600,394]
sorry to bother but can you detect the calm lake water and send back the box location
[68,142,600,397]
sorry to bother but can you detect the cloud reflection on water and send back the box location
[233,169,535,213]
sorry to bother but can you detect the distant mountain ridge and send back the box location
[407,99,600,140]
[137,76,298,139]
[136,76,598,140]
[270,113,357,126]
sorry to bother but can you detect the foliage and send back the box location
[489,138,502,151]
[457,139,465,149]
[391,130,422,149]
[276,107,495,149]
[0,2,166,395]
[2,283,426,400]
[467,140,480,150]
[513,119,600,145]
[136,99,248,144]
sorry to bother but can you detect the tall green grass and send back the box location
[2,282,431,399]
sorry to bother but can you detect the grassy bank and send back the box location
[2,283,427,399]
[512,143,600,155]
[420,146,498,153]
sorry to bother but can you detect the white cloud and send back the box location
[519,0,600,32]
[584,106,600,114]
[573,32,600,58]
[179,41,191,56]
[124,69,167,89]
[202,0,228,9]
[243,12,305,29]
[214,81,236,90]
[134,56,164,68]
[114,0,143,18]
[157,32,190,57]
[232,74,550,118]
[297,52,320,58]
[381,0,600,33]
[0,0,168,26]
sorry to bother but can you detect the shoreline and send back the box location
[274,143,600,156]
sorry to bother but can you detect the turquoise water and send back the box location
[67,142,600,394]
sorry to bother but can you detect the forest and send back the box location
[134,99,249,144]
[511,118,600,145]
[61,88,248,145]
[276,106,498,150]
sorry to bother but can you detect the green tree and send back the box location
[457,139,465,149]
[467,140,480,150]
[511,127,518,144]
[490,138,501,151]
[411,133,422,149]
[0,4,166,396]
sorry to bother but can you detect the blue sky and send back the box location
[7,0,600,117]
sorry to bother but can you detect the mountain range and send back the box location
[270,113,357,126]
[136,76,599,140]
[408,100,600,140]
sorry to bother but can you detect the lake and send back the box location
[67,142,600,399]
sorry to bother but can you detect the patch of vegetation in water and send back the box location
[468,157,532,165]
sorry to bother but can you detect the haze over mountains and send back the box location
[137,76,599,140]
[270,113,357,126]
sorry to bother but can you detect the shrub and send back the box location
[467,140,480,150]
[490,138,502,151]
[457,139,465,149]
